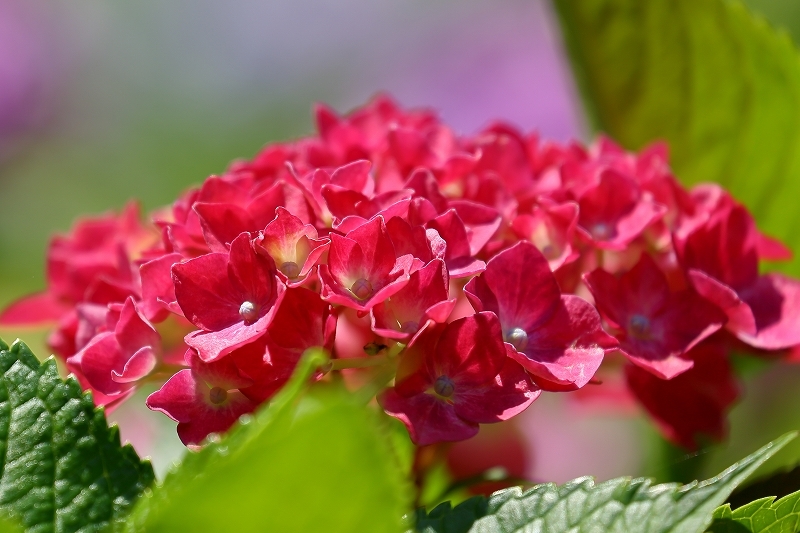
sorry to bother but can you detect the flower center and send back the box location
[350,278,373,300]
[628,314,651,339]
[239,301,259,323]
[434,375,455,398]
[399,320,419,334]
[209,386,228,405]
[279,261,301,279]
[505,327,529,352]
[591,223,612,241]
[540,244,558,260]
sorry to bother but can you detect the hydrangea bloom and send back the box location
[3,95,799,450]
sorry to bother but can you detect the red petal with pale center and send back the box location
[510,295,615,391]
[371,259,453,340]
[577,170,665,250]
[585,256,725,379]
[379,388,478,446]
[146,369,257,446]
[466,242,560,333]
[175,233,284,361]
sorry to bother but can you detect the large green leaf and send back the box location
[0,515,22,533]
[0,338,154,533]
[708,489,800,532]
[552,0,800,273]
[727,463,800,510]
[123,352,413,533]
[414,432,796,533]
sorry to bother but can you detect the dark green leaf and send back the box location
[123,350,413,533]
[553,0,800,273]
[708,489,800,532]
[0,338,154,533]
[414,432,796,533]
[414,498,489,533]
[728,463,800,510]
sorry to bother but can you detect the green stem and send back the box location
[354,342,405,404]
[327,355,388,371]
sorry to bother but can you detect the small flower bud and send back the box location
[505,327,529,352]
[239,301,259,323]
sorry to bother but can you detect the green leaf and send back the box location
[727,463,800,511]
[414,432,796,533]
[0,338,154,533]
[707,489,800,532]
[123,351,413,533]
[552,0,800,273]
[0,514,23,533]
[413,498,488,533]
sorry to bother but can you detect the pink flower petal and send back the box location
[379,388,478,446]
[453,360,540,423]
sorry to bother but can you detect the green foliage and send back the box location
[122,351,413,533]
[0,338,154,533]
[728,464,800,510]
[0,515,22,533]
[708,489,800,532]
[413,432,796,533]
[552,0,800,273]
[414,497,488,533]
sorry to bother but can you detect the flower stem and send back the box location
[327,355,388,371]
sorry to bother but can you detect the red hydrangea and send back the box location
[465,242,616,391]
[173,232,285,362]
[380,313,539,446]
[4,95,800,451]
[584,254,725,379]
[147,350,258,447]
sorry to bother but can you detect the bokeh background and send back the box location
[1,0,799,483]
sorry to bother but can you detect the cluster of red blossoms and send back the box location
[4,95,800,450]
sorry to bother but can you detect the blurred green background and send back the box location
[1,0,799,483]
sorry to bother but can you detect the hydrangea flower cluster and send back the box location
[4,95,800,449]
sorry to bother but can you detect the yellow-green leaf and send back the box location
[553,0,800,273]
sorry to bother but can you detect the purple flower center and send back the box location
[591,223,612,241]
[209,386,228,405]
[628,314,651,339]
[434,375,455,398]
[505,327,529,351]
[351,278,373,300]
[239,300,259,323]
[279,261,301,279]
[400,320,419,334]
[541,243,558,260]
